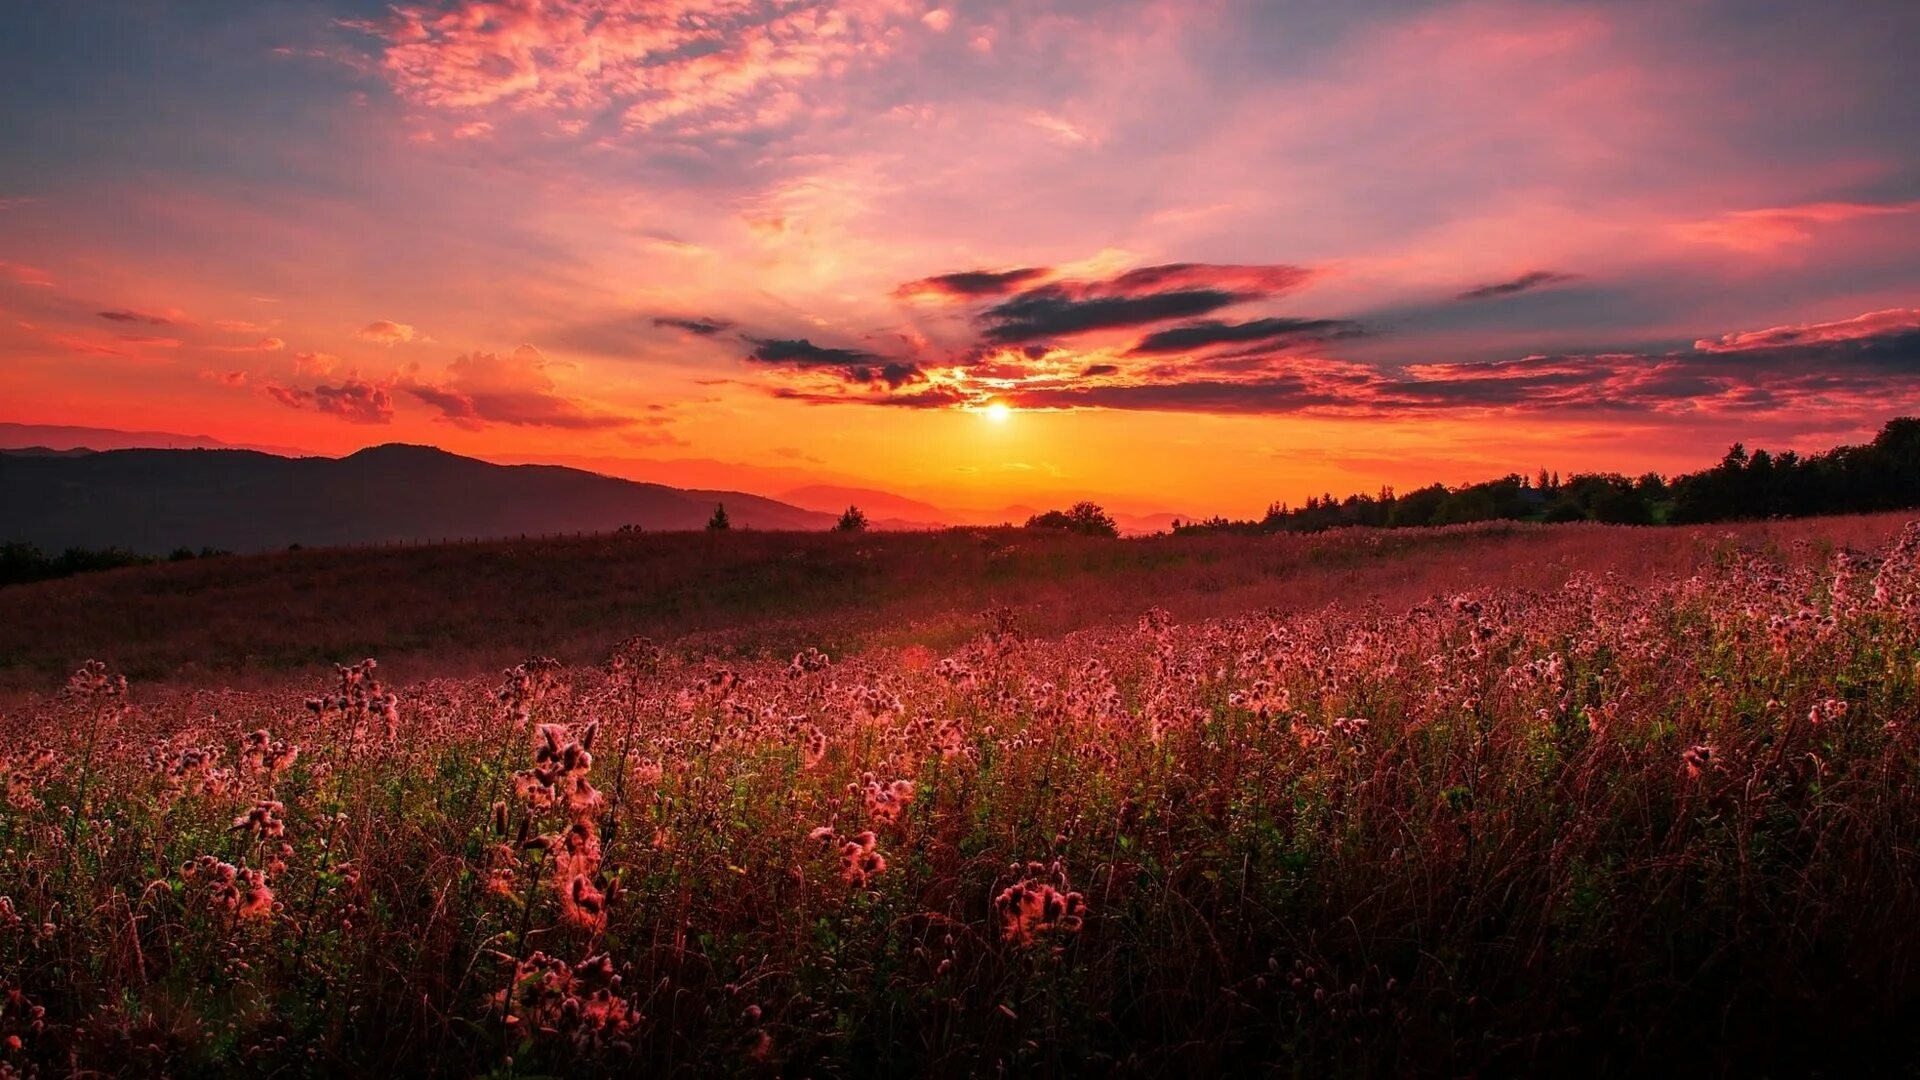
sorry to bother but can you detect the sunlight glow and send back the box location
[983,401,1013,423]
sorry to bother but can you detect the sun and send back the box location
[983,401,1012,423]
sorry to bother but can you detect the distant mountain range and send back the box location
[0,443,839,554]
[0,421,310,457]
[0,423,1194,544]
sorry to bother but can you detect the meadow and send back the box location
[3,516,1920,1074]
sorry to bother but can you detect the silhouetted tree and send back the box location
[707,503,731,531]
[1026,501,1120,538]
[836,505,868,532]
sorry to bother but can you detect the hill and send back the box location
[0,443,832,554]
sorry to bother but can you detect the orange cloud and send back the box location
[355,319,422,346]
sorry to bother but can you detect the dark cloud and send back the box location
[747,338,923,388]
[1001,377,1352,414]
[97,309,175,326]
[896,267,1050,300]
[1128,316,1363,355]
[975,263,1314,344]
[1456,270,1578,301]
[772,383,968,409]
[981,287,1245,343]
[783,308,1920,420]
[1101,264,1313,297]
[653,315,733,336]
[266,378,395,424]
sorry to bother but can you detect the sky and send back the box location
[2,0,1918,518]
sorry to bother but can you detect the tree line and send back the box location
[1171,417,1920,535]
[0,542,229,587]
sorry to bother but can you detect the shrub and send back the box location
[1025,500,1119,537]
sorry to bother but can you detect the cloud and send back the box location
[355,319,422,346]
[97,308,182,326]
[976,263,1315,344]
[1693,308,1920,352]
[1027,111,1095,146]
[265,378,396,424]
[1128,317,1363,356]
[653,315,734,337]
[401,344,635,429]
[212,336,286,353]
[895,267,1052,301]
[348,0,938,138]
[1673,201,1920,253]
[747,338,923,388]
[0,262,54,288]
[765,307,1920,421]
[293,351,338,375]
[1455,270,1578,302]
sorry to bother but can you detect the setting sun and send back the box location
[983,401,1013,423]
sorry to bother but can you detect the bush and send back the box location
[1025,501,1119,538]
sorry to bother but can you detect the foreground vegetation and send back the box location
[3,515,1907,693]
[3,519,1920,1073]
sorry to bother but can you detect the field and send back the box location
[4,516,1920,1074]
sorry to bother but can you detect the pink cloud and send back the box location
[352,0,938,137]
[1673,201,1920,253]
[0,262,54,288]
[401,344,636,430]
[1694,308,1920,352]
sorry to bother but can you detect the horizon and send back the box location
[5,416,1907,531]
[4,2,1919,515]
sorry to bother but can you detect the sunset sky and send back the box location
[3,0,1918,518]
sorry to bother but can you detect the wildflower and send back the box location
[562,874,607,930]
[840,831,887,888]
[1682,743,1715,778]
[995,871,1087,946]
[858,773,915,825]
[231,800,287,839]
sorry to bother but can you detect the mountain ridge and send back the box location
[0,442,835,554]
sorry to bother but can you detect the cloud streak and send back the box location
[1456,271,1577,302]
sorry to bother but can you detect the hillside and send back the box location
[0,443,832,554]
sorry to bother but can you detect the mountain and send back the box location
[779,484,951,524]
[0,443,834,554]
[0,421,310,457]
